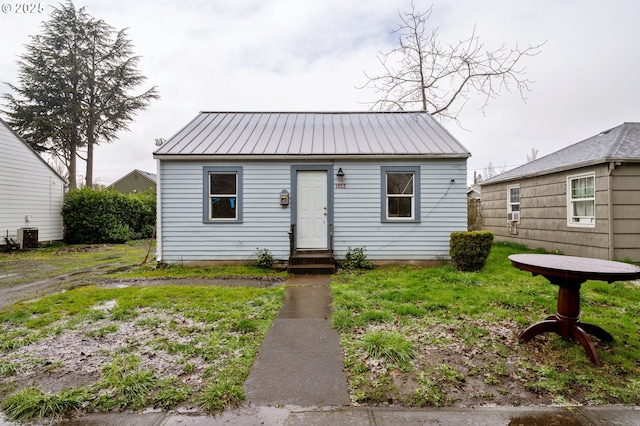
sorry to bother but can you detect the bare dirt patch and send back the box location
[6,309,208,395]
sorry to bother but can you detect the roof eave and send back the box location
[0,118,67,185]
[153,153,471,161]
[480,158,611,186]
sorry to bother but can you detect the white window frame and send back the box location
[567,172,595,228]
[507,184,520,222]
[381,166,420,223]
[202,166,243,223]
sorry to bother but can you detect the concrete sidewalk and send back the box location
[30,404,640,425]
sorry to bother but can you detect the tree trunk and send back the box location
[68,141,77,189]
[85,140,93,188]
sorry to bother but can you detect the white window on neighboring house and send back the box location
[507,185,520,222]
[567,172,595,227]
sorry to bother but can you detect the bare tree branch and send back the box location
[359,2,545,124]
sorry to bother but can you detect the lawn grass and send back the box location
[332,242,640,406]
[0,284,284,421]
[0,239,287,287]
[2,240,640,420]
[0,240,153,287]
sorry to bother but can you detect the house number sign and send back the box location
[335,183,347,189]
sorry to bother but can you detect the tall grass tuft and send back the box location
[359,330,415,364]
[1,387,89,421]
[200,379,245,412]
[96,355,158,410]
[0,361,18,377]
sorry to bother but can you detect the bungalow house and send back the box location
[109,169,157,194]
[153,111,470,269]
[480,122,640,261]
[0,118,65,248]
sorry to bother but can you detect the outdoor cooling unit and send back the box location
[17,228,38,249]
[507,212,520,222]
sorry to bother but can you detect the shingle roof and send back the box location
[137,170,157,182]
[481,122,640,185]
[154,111,470,158]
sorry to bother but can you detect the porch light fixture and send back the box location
[336,168,345,182]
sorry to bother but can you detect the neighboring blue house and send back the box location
[153,111,470,267]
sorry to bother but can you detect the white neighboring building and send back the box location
[0,118,65,246]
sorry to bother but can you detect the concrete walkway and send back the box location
[244,274,350,406]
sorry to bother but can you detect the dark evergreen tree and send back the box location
[2,1,159,188]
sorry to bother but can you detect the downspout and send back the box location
[607,162,616,260]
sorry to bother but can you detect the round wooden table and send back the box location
[509,254,640,365]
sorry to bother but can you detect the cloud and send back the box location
[1,0,639,185]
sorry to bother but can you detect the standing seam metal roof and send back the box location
[154,111,470,157]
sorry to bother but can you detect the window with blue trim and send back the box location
[204,167,242,222]
[382,166,420,222]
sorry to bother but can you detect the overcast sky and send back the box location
[1,0,639,186]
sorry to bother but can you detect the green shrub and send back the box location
[341,247,373,270]
[255,247,274,269]
[62,188,156,244]
[449,231,494,272]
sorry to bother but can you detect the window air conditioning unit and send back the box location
[507,212,520,222]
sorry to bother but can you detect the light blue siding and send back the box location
[159,160,292,262]
[332,160,467,260]
[158,158,467,262]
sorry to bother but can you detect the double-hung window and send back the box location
[381,166,420,222]
[567,172,595,227]
[507,185,520,222]
[203,167,243,222]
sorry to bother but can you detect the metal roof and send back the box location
[154,111,470,158]
[481,122,640,185]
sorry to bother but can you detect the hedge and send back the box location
[62,188,156,244]
[449,231,494,272]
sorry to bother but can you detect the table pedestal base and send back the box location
[518,282,613,365]
[509,254,640,366]
[518,315,613,365]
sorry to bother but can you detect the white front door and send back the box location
[297,170,328,249]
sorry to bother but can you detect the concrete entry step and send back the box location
[288,250,336,274]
